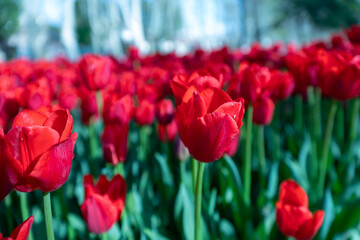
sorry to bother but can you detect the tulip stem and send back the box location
[318,100,337,199]
[244,105,253,206]
[314,87,322,140]
[4,194,14,232]
[43,192,55,240]
[294,95,303,135]
[257,125,266,175]
[100,232,108,240]
[346,99,360,164]
[192,159,198,194]
[96,91,103,116]
[195,161,205,240]
[115,163,125,176]
[19,193,34,240]
[307,87,318,182]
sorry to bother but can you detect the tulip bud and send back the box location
[156,99,175,125]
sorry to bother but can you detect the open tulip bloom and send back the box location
[0,215,34,240]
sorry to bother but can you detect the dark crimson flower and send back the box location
[0,215,34,240]
[318,51,360,100]
[157,119,178,142]
[101,124,129,165]
[156,99,175,125]
[81,174,126,234]
[79,89,99,125]
[177,86,245,162]
[170,71,223,105]
[0,109,77,192]
[134,99,155,126]
[0,132,11,202]
[269,70,295,101]
[346,25,360,45]
[102,93,133,125]
[79,54,114,91]
[252,98,275,125]
[276,180,324,240]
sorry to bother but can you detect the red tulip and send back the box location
[346,25,360,45]
[156,99,175,125]
[177,86,245,162]
[252,98,275,125]
[0,131,11,202]
[269,70,295,101]
[0,215,34,240]
[158,119,178,142]
[101,124,129,165]
[170,71,223,105]
[102,94,133,125]
[79,54,113,91]
[0,109,77,192]
[225,134,239,157]
[276,180,324,240]
[134,99,155,126]
[81,174,126,234]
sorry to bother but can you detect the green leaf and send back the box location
[144,229,170,240]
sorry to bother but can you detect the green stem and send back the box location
[4,194,13,232]
[295,95,303,135]
[96,91,103,117]
[43,192,55,240]
[318,100,338,199]
[89,119,98,174]
[192,159,198,194]
[315,87,322,140]
[257,125,265,175]
[100,232,108,240]
[58,188,75,240]
[139,126,150,161]
[114,163,125,176]
[307,87,318,182]
[194,161,205,240]
[20,193,34,240]
[336,103,345,145]
[244,105,253,206]
[349,99,360,143]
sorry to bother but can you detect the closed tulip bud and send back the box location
[0,109,77,192]
[81,174,126,234]
[156,99,175,125]
[101,124,129,165]
[276,180,324,240]
[177,86,245,162]
[134,99,156,126]
[158,119,178,142]
[0,215,34,240]
[102,94,133,125]
[252,98,275,125]
[79,54,113,91]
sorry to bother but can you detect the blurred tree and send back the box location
[75,0,91,48]
[283,0,360,28]
[0,0,19,58]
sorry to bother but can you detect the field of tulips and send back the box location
[1,25,360,240]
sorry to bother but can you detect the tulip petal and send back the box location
[278,179,309,208]
[295,210,325,240]
[106,174,126,216]
[186,112,239,162]
[0,129,11,201]
[43,109,73,142]
[200,88,232,113]
[276,203,313,237]
[27,132,77,192]
[81,195,118,234]
[214,99,245,128]
[12,110,47,128]
[9,215,34,240]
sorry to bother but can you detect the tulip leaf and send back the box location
[144,229,170,240]
[154,152,174,187]
[265,160,280,199]
[320,189,335,240]
[284,154,309,191]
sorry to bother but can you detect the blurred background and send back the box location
[0,0,359,60]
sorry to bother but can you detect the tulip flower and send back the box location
[276,180,324,240]
[346,25,360,45]
[157,119,178,142]
[0,215,34,240]
[0,108,77,192]
[170,70,223,105]
[177,86,245,163]
[81,174,126,234]
[102,93,133,125]
[156,99,175,125]
[134,99,156,126]
[101,124,129,165]
[79,54,114,91]
[0,138,11,202]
